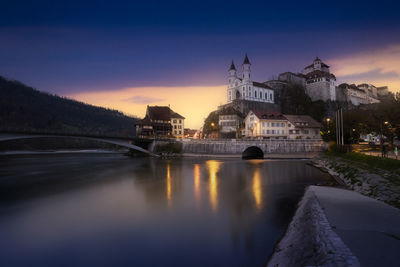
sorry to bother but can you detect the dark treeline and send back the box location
[0,76,137,137]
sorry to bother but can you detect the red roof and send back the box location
[250,110,285,120]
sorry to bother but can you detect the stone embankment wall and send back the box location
[180,139,326,155]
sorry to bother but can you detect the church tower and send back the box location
[228,60,237,85]
[242,54,251,82]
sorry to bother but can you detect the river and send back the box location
[0,153,333,266]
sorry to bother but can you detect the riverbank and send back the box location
[267,186,400,267]
[311,153,400,208]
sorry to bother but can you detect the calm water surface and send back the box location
[0,154,333,266]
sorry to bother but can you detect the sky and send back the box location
[1,0,400,128]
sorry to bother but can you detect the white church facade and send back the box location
[227,55,274,104]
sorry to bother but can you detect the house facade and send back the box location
[135,106,185,138]
[244,110,322,139]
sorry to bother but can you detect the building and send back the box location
[243,110,322,139]
[135,106,185,138]
[244,111,288,138]
[227,55,275,104]
[336,83,381,105]
[171,112,185,138]
[218,106,243,138]
[284,115,322,139]
[377,86,389,97]
[302,57,337,102]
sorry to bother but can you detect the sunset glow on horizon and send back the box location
[68,85,226,129]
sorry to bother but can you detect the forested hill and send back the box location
[0,76,137,137]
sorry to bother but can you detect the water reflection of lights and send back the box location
[206,160,222,213]
[194,164,201,203]
[252,168,262,211]
[167,163,172,204]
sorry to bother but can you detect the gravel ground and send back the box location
[311,156,400,209]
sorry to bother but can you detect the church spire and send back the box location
[229,60,236,71]
[243,53,251,65]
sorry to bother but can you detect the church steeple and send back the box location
[229,60,236,71]
[243,54,251,65]
[242,54,251,81]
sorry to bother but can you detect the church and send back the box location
[227,54,275,104]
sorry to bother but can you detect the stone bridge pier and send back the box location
[179,139,326,157]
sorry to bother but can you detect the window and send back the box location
[178,125,182,129]
[282,130,285,134]
[271,122,275,127]
[179,120,182,123]
[260,91,262,98]
[254,91,257,98]
[288,123,291,127]
[179,130,181,134]
[174,130,177,134]
[262,130,265,134]
[267,130,270,134]
[250,116,254,121]
[174,125,177,129]
[265,93,268,99]
[262,122,265,127]
[267,122,270,127]
[272,130,275,134]
[173,120,177,123]
[281,123,285,127]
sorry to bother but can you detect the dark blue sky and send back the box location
[1,0,400,94]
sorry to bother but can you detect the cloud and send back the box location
[329,44,400,91]
[338,68,399,82]
[124,95,164,104]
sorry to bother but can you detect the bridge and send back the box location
[0,132,159,157]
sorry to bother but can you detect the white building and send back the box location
[244,110,322,139]
[302,57,337,102]
[227,55,275,104]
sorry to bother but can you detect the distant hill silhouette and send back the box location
[0,76,137,137]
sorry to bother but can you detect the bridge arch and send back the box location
[0,134,157,157]
[242,146,264,160]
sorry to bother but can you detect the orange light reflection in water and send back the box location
[194,164,201,204]
[252,168,262,211]
[206,160,221,213]
[167,163,171,205]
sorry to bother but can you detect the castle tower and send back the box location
[242,54,251,82]
[228,60,237,85]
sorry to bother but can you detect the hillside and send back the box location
[0,76,137,137]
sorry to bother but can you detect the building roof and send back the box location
[253,81,273,89]
[141,105,186,122]
[250,110,286,120]
[243,54,251,65]
[304,57,330,69]
[305,70,336,80]
[229,60,236,71]
[283,115,322,128]
[171,111,185,119]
